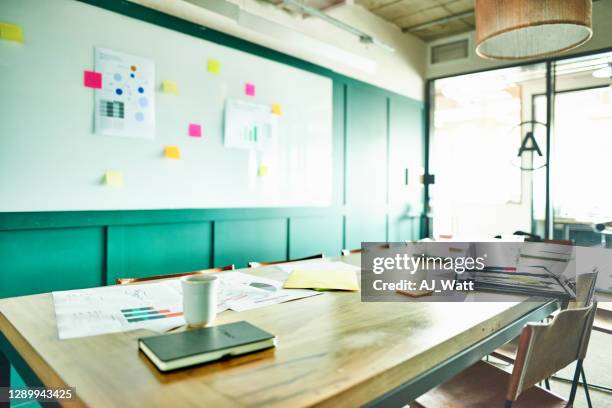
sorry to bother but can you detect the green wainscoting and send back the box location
[214,219,288,268]
[0,227,105,298]
[106,222,213,284]
[288,216,344,260]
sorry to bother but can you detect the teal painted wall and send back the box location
[289,216,344,260]
[214,219,288,268]
[0,227,105,298]
[106,222,213,284]
[0,1,425,299]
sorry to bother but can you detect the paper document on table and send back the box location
[217,272,321,312]
[53,281,187,340]
[275,260,359,274]
[53,272,320,339]
[283,269,360,291]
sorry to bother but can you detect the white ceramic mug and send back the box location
[181,274,219,327]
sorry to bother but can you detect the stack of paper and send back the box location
[274,260,359,274]
[274,259,360,291]
[283,269,360,291]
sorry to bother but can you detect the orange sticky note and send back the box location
[164,145,181,159]
[271,103,282,115]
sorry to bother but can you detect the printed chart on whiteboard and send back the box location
[224,99,278,150]
[94,48,155,139]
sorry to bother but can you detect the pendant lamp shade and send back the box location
[475,0,592,60]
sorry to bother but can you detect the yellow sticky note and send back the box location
[283,270,359,291]
[104,170,123,187]
[207,59,220,74]
[258,164,268,177]
[161,80,178,95]
[0,22,24,43]
[271,103,282,115]
[164,145,181,159]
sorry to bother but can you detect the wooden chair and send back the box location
[490,271,598,404]
[544,239,574,245]
[115,264,235,285]
[412,299,598,408]
[341,243,392,256]
[341,248,361,256]
[247,254,324,268]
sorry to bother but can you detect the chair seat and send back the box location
[411,361,569,408]
[490,337,519,364]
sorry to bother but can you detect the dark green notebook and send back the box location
[139,321,276,372]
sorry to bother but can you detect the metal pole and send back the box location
[544,61,555,239]
[423,80,433,238]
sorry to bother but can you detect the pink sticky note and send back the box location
[245,83,255,96]
[83,70,102,89]
[188,123,202,138]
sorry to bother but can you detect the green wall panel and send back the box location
[345,84,388,209]
[387,213,421,242]
[0,227,104,298]
[388,96,424,215]
[213,219,288,268]
[106,222,212,284]
[387,96,424,242]
[288,216,344,259]
[345,212,387,250]
[332,81,346,207]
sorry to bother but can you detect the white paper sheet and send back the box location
[53,272,320,339]
[224,99,278,150]
[274,260,360,274]
[217,271,321,312]
[94,48,155,139]
[53,281,184,340]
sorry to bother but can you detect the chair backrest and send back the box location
[342,243,392,256]
[543,239,574,245]
[248,254,324,268]
[115,264,235,285]
[569,270,598,309]
[506,300,597,401]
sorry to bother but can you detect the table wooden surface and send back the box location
[0,255,558,407]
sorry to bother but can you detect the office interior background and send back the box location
[1,0,612,407]
[4,0,612,297]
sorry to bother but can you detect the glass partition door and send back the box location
[533,51,612,246]
[429,50,612,244]
[429,64,546,239]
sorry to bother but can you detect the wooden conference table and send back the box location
[0,254,558,407]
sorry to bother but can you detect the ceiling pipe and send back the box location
[282,0,395,52]
[184,0,378,72]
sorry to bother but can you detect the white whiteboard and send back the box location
[0,0,332,211]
